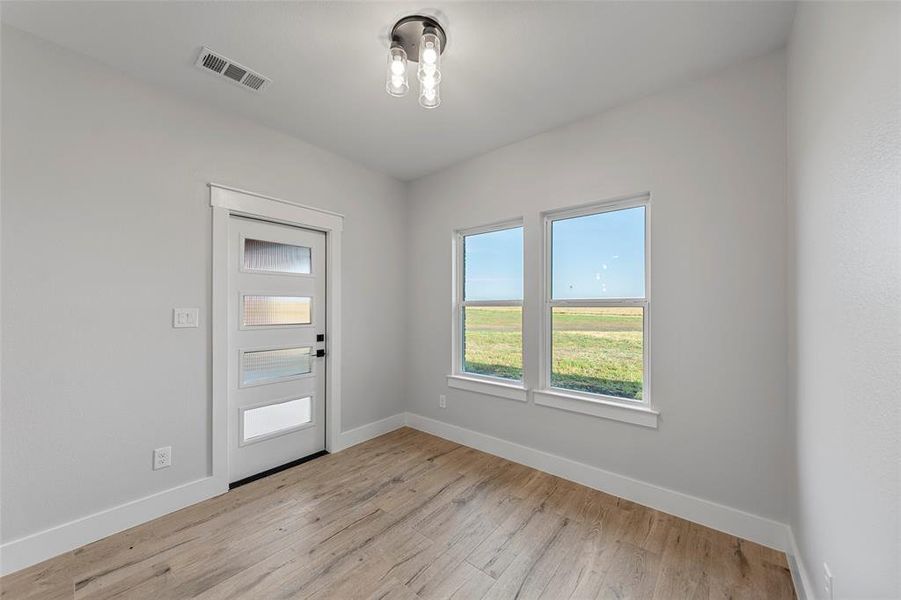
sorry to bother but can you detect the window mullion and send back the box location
[462,299,522,307]
[549,298,646,307]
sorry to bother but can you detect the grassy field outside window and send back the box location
[461,305,643,398]
[462,306,523,380]
[456,200,648,406]
[546,201,648,403]
[550,306,643,399]
[458,223,524,382]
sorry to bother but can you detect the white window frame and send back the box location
[535,194,658,427]
[448,219,527,402]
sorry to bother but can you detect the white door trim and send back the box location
[210,183,344,490]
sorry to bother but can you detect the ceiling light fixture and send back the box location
[386,15,447,109]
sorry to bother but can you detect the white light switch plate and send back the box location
[173,308,199,328]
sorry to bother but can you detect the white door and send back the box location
[228,216,326,484]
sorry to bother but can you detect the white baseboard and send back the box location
[404,412,791,553]
[335,413,407,452]
[786,528,814,599]
[0,412,407,578]
[1,412,799,582]
[0,475,226,577]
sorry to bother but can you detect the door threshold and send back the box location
[229,450,329,490]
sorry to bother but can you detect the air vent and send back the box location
[242,73,267,91]
[195,47,270,93]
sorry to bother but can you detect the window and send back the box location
[241,397,312,444]
[243,238,311,275]
[454,223,524,383]
[545,202,648,404]
[241,295,311,327]
[240,347,312,386]
[447,196,653,423]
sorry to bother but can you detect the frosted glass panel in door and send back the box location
[242,397,312,443]
[243,238,311,274]
[241,347,312,385]
[242,295,311,326]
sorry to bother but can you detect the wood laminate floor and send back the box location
[1,428,795,599]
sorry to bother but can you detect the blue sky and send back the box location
[464,226,524,300]
[464,206,645,300]
[552,206,645,299]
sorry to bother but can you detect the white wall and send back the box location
[7,5,899,591]
[0,26,407,544]
[787,3,900,598]
[406,52,790,523]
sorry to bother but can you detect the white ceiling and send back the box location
[2,1,795,180]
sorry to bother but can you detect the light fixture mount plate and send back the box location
[390,15,446,62]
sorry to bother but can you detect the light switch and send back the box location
[173,308,199,328]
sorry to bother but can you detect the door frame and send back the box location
[210,183,343,489]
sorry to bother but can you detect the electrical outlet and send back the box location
[153,446,172,470]
[439,394,447,409]
[823,562,833,600]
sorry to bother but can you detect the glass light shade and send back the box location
[419,78,440,109]
[417,31,441,85]
[386,45,408,97]
[417,30,441,108]
[419,82,440,109]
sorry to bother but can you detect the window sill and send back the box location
[446,374,528,402]
[532,388,659,429]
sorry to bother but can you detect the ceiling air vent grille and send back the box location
[195,47,270,93]
[242,73,267,91]
[202,53,227,73]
